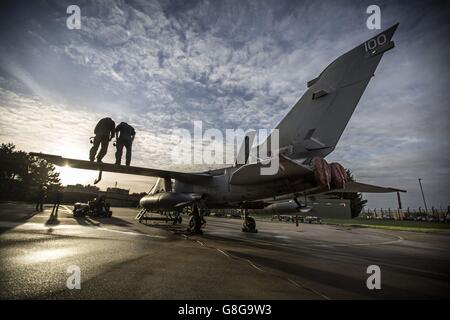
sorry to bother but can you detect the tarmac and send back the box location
[0,202,449,299]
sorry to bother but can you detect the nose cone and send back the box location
[139,194,156,208]
[139,196,146,208]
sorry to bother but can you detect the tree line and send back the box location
[0,143,60,201]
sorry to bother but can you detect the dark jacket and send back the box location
[95,118,116,138]
[115,122,136,141]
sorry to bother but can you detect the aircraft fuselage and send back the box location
[139,165,319,210]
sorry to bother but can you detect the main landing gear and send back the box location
[188,204,206,234]
[242,209,258,233]
[293,194,313,214]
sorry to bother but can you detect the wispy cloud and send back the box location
[0,0,448,208]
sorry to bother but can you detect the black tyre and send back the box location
[188,215,202,234]
[242,217,257,233]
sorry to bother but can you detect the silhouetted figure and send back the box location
[89,117,116,163]
[35,185,46,211]
[114,122,136,166]
[51,189,63,216]
[94,195,106,214]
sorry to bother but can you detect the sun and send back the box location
[56,165,97,186]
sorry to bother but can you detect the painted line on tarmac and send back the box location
[1,207,167,240]
[0,221,82,230]
[245,258,264,272]
[2,221,166,239]
[192,237,330,299]
[193,238,264,272]
[210,231,450,279]
[216,248,230,257]
[330,230,404,247]
[287,278,331,300]
[96,226,166,239]
[208,228,404,249]
[197,223,450,286]
[208,218,407,248]
[62,205,74,213]
[196,240,206,247]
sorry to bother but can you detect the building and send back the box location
[100,187,141,207]
[105,187,129,195]
[62,184,99,203]
[61,184,143,207]
[65,184,100,193]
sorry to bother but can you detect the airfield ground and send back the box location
[1,202,449,299]
[324,218,450,234]
[252,215,450,234]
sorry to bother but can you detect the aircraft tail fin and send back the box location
[266,24,398,159]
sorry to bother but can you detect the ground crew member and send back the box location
[114,122,136,166]
[94,195,106,215]
[89,117,116,163]
[51,186,63,215]
[35,185,46,212]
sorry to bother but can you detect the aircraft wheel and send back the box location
[188,215,203,234]
[172,215,181,225]
[242,217,257,233]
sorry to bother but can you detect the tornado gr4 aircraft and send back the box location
[31,24,405,234]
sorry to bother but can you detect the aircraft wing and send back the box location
[29,153,212,183]
[263,181,405,202]
[326,181,406,194]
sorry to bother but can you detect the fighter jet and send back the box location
[31,24,404,234]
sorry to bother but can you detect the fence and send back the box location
[361,206,450,222]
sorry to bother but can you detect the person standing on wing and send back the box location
[89,117,116,163]
[114,122,136,166]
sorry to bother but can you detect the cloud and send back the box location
[0,0,448,208]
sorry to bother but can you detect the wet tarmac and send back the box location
[1,202,449,299]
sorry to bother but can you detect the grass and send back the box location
[218,213,450,235]
[324,218,450,235]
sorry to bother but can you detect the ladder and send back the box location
[135,208,148,222]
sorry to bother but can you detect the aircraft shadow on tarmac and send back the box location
[73,215,132,227]
[45,210,60,226]
[140,219,190,235]
[0,203,44,234]
[196,229,449,299]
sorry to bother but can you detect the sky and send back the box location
[0,0,449,209]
